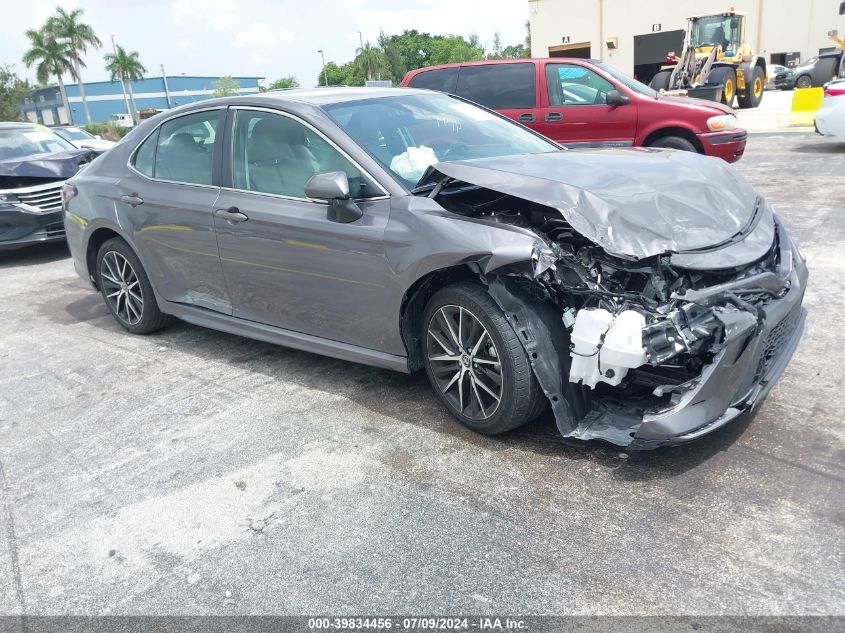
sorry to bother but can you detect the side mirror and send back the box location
[606,89,631,106]
[304,171,363,224]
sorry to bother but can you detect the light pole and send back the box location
[318,49,328,86]
[111,35,132,120]
[161,64,172,108]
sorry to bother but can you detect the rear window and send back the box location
[455,63,536,109]
[408,67,458,93]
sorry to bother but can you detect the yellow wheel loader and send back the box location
[649,10,767,109]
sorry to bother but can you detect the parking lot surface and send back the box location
[0,133,843,616]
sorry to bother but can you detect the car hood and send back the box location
[654,94,734,115]
[0,148,98,181]
[422,148,761,260]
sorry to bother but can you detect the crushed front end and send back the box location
[423,158,807,448]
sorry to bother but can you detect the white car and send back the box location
[815,79,845,138]
[53,126,116,151]
[765,64,788,89]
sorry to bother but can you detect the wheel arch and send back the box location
[84,224,132,289]
[642,126,705,154]
[399,264,485,372]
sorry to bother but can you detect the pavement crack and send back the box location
[0,455,27,622]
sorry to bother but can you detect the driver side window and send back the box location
[545,64,615,106]
[232,110,375,199]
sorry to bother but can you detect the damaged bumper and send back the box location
[632,253,807,448]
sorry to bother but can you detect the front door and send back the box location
[536,61,638,147]
[213,107,394,352]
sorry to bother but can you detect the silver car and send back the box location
[62,88,807,448]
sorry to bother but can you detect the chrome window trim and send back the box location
[126,106,223,190]
[225,105,391,204]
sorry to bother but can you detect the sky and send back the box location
[2,0,530,87]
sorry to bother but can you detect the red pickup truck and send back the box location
[401,58,747,163]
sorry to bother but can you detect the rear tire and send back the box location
[422,283,546,435]
[647,135,698,153]
[737,65,765,108]
[96,237,171,335]
[708,66,737,108]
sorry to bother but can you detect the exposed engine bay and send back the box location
[425,174,803,448]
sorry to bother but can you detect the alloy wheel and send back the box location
[101,251,144,326]
[426,305,503,420]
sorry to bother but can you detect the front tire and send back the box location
[795,74,812,89]
[648,135,698,153]
[708,66,737,108]
[96,237,171,334]
[422,283,546,435]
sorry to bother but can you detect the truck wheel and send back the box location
[708,66,737,107]
[648,135,698,153]
[649,69,673,92]
[795,74,812,89]
[737,65,765,108]
[422,283,546,435]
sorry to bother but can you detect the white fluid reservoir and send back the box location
[569,309,647,388]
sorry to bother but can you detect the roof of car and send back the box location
[0,122,40,129]
[246,86,432,106]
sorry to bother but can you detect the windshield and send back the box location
[323,93,560,188]
[55,127,93,141]
[592,61,657,97]
[691,15,742,53]
[0,127,76,161]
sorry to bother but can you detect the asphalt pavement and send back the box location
[0,132,843,616]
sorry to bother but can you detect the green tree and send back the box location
[319,61,362,86]
[355,41,388,82]
[265,75,299,91]
[429,35,484,65]
[22,28,75,124]
[0,65,34,121]
[104,45,146,123]
[211,75,240,97]
[488,31,503,59]
[45,7,101,125]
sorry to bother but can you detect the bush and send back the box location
[83,123,133,142]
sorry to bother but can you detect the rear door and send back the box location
[453,62,540,128]
[118,108,231,314]
[536,61,638,147]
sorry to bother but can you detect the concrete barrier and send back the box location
[790,88,824,126]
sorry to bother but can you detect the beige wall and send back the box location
[529,0,845,72]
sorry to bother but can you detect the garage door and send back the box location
[633,29,684,84]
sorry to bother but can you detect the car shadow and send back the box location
[55,288,755,479]
[792,140,845,153]
[0,241,69,268]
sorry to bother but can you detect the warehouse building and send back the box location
[528,0,845,83]
[21,75,263,126]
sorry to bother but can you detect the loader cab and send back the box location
[690,12,745,59]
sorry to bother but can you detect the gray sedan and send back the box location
[62,88,807,448]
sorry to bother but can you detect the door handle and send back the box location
[544,112,563,122]
[518,113,535,122]
[215,206,248,224]
[120,194,144,207]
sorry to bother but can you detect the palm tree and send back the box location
[22,29,76,124]
[355,41,387,82]
[46,7,102,125]
[104,45,146,124]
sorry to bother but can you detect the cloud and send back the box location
[232,23,295,48]
[170,0,236,31]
